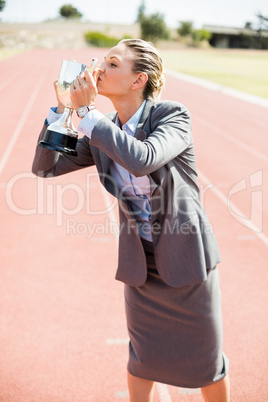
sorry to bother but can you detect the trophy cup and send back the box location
[38,58,98,156]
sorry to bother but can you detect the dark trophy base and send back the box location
[39,129,78,156]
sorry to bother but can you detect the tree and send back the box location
[0,0,6,12]
[59,4,82,19]
[256,12,268,49]
[244,21,252,29]
[256,12,268,30]
[177,21,211,46]
[191,28,212,43]
[140,13,170,43]
[136,0,146,23]
[177,21,193,37]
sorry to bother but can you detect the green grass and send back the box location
[0,48,24,60]
[161,48,268,99]
[1,45,267,99]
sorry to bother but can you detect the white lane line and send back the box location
[198,170,268,247]
[106,338,129,345]
[167,69,268,109]
[237,235,256,241]
[179,387,201,394]
[90,237,110,242]
[115,390,129,398]
[156,383,172,402]
[194,115,268,163]
[0,69,49,177]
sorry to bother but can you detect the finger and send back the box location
[74,77,81,87]
[84,70,92,82]
[73,78,81,90]
[92,69,99,82]
[53,81,60,95]
[79,72,86,81]
[77,76,84,86]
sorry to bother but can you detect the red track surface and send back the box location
[0,48,267,401]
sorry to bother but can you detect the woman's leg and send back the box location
[201,374,230,402]
[127,371,155,402]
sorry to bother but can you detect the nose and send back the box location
[99,62,105,73]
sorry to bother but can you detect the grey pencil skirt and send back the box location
[124,238,229,388]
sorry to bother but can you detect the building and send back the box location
[203,24,268,49]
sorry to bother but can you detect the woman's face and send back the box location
[97,44,138,99]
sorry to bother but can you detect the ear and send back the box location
[132,72,148,90]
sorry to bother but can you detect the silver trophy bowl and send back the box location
[39,58,98,156]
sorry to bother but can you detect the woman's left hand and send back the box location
[70,69,98,110]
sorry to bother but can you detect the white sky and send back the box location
[1,0,268,28]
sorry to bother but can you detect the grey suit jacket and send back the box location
[32,99,221,288]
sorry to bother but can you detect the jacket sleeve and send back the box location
[90,101,191,177]
[32,123,95,177]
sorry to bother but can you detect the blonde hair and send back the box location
[119,38,166,100]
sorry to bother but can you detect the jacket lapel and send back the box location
[134,99,154,140]
[96,100,157,194]
[99,100,154,170]
[135,99,160,195]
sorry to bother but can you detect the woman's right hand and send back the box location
[53,81,65,114]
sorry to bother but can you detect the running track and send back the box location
[0,48,267,401]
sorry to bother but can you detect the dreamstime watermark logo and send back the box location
[5,169,264,235]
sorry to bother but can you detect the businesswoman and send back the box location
[32,39,230,401]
